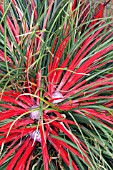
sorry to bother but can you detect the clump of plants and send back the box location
[0,0,113,169]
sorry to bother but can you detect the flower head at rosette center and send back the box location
[30,105,40,120]
[30,130,41,143]
[52,91,64,104]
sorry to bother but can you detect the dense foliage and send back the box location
[0,0,113,169]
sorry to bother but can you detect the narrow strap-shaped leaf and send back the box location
[0,50,12,63]
[48,36,70,94]
[0,95,29,108]
[54,54,70,86]
[83,108,113,124]
[40,122,49,170]
[2,91,34,106]
[50,121,88,156]
[62,44,113,92]
[89,3,104,28]
[72,0,77,11]
[15,140,35,170]
[31,0,38,20]
[57,27,104,91]
[48,136,79,169]
[0,143,19,166]
[0,109,27,121]
[6,138,30,170]
[0,118,33,131]
[36,70,41,105]
[52,36,70,71]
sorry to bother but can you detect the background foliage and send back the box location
[0,0,113,169]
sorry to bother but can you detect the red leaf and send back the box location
[62,44,113,92]
[40,122,49,170]
[89,3,104,28]
[50,121,88,155]
[0,109,27,121]
[83,109,113,124]
[0,50,12,63]
[26,155,33,170]
[0,118,34,131]
[0,134,19,146]
[31,0,38,20]
[51,36,58,54]
[48,36,70,94]
[54,54,70,85]
[1,95,29,108]
[0,127,35,138]
[52,36,70,71]
[36,70,41,105]
[72,0,77,11]
[48,136,79,169]
[57,27,104,91]
[15,140,35,170]
[6,138,30,170]
[0,143,19,166]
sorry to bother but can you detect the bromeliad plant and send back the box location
[0,0,113,169]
